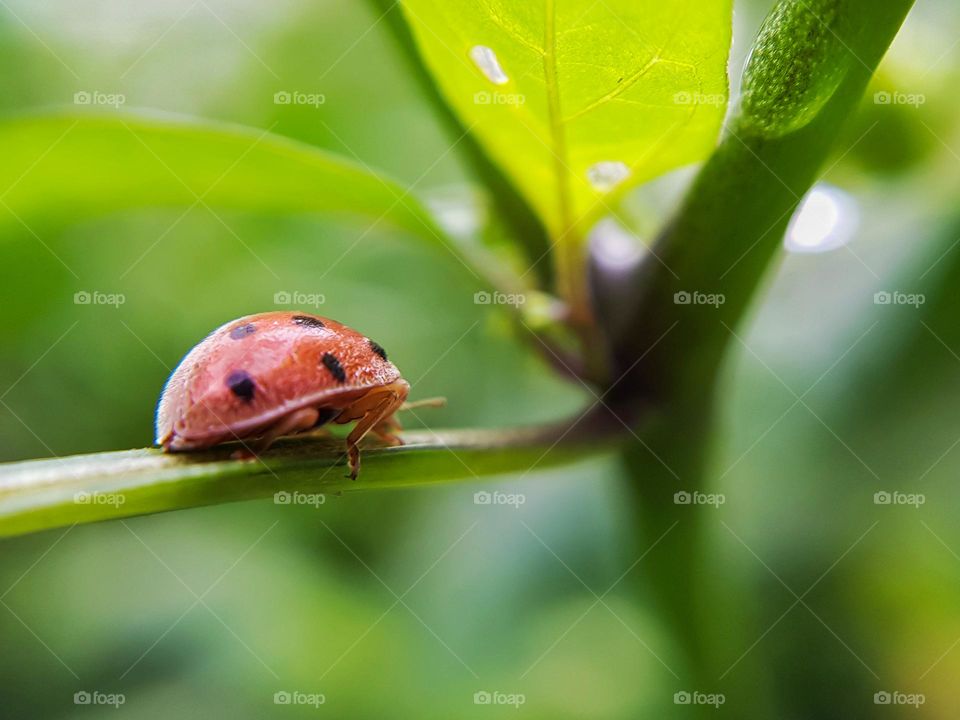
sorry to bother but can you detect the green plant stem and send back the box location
[0,423,620,539]
[602,1,915,714]
[596,0,916,407]
[622,400,781,716]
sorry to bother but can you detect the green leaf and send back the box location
[0,111,443,243]
[400,0,732,238]
[370,0,553,285]
[0,428,615,539]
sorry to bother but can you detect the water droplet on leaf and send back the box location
[469,45,509,85]
[587,161,631,191]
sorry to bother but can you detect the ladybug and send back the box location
[155,311,441,478]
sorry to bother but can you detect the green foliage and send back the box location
[400,0,732,238]
[0,0,915,550]
[0,113,441,241]
[0,1,941,716]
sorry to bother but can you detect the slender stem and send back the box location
[0,420,623,539]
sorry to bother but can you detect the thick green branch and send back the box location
[0,425,618,539]
[596,0,916,407]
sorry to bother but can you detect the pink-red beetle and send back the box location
[155,311,440,478]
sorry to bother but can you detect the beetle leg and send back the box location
[346,385,407,479]
[253,406,321,453]
[373,414,403,446]
[384,395,445,443]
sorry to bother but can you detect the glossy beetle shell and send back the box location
[156,311,403,452]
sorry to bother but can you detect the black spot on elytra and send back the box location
[292,315,325,329]
[321,352,346,383]
[368,339,388,361]
[229,323,256,340]
[226,370,255,402]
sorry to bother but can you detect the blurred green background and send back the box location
[1,0,960,717]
